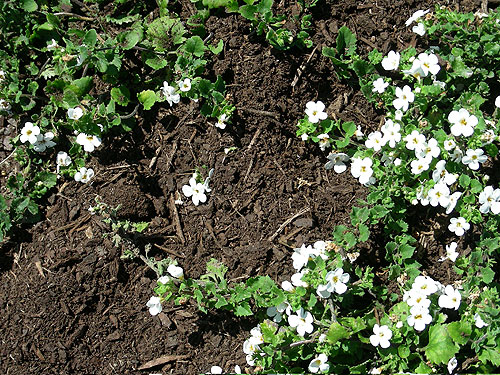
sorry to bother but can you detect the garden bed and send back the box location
[0,0,492,374]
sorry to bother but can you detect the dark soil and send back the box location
[0,0,482,374]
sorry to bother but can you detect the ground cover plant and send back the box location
[1,0,499,374]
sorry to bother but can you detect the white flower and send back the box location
[0,70,5,81]
[448,217,470,236]
[438,285,461,310]
[161,81,180,106]
[288,308,314,336]
[354,125,364,140]
[405,290,431,310]
[33,132,56,152]
[47,39,59,50]
[474,313,489,328]
[448,108,477,137]
[412,275,438,296]
[448,357,458,374]
[440,242,459,262]
[412,22,426,36]
[305,101,328,123]
[417,53,440,76]
[404,130,426,152]
[410,158,431,175]
[216,114,228,129]
[393,85,414,112]
[182,177,207,206]
[428,183,450,208]
[394,109,403,121]
[418,138,440,160]
[243,338,260,366]
[351,157,373,185]
[167,264,184,279]
[280,280,294,293]
[56,151,72,167]
[67,107,84,120]
[462,148,487,170]
[0,99,11,111]
[292,244,314,270]
[445,191,462,214]
[369,368,382,374]
[372,78,389,93]
[325,152,350,173]
[76,133,102,152]
[210,366,223,374]
[369,324,392,349]
[381,119,401,148]
[365,131,387,151]
[444,139,456,151]
[324,268,350,294]
[495,96,500,108]
[249,326,264,345]
[479,186,500,214]
[291,269,309,288]
[381,51,400,71]
[406,9,430,26]
[317,133,330,151]
[308,353,329,373]
[178,78,192,92]
[432,160,457,185]
[300,133,309,141]
[407,305,432,331]
[74,167,94,183]
[158,275,170,284]
[20,122,41,144]
[146,296,162,316]
[234,365,241,374]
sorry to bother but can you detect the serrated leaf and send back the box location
[447,321,471,345]
[359,223,369,242]
[202,0,232,8]
[481,267,495,284]
[234,302,253,316]
[145,56,168,70]
[36,171,57,188]
[121,28,143,50]
[424,324,458,365]
[68,77,93,97]
[209,40,224,55]
[479,347,500,367]
[336,26,356,56]
[138,90,157,110]
[400,244,415,260]
[239,5,257,20]
[342,121,356,137]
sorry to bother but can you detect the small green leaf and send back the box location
[234,302,253,316]
[110,86,130,106]
[459,174,470,188]
[239,5,257,20]
[481,267,495,284]
[336,26,356,56]
[145,56,168,70]
[22,0,38,12]
[138,90,158,110]
[424,324,458,365]
[83,29,98,47]
[326,322,350,344]
[400,244,415,260]
[342,121,356,137]
[209,40,224,55]
[184,36,206,57]
[470,179,483,193]
[68,77,93,97]
[398,345,410,358]
[359,224,369,242]
[121,29,143,50]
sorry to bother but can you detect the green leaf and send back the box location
[121,29,143,50]
[36,171,57,188]
[481,267,495,284]
[326,322,350,344]
[424,324,458,365]
[110,86,130,106]
[400,244,415,260]
[183,36,206,57]
[459,174,470,188]
[414,362,432,374]
[479,347,500,367]
[202,0,232,8]
[239,5,257,20]
[209,40,224,55]
[234,302,253,316]
[338,317,366,333]
[342,121,356,137]
[138,90,158,110]
[447,321,471,345]
[83,29,98,47]
[22,0,38,12]
[398,345,410,358]
[68,77,93,97]
[470,179,483,193]
[336,26,356,56]
[63,90,80,108]
[358,224,369,242]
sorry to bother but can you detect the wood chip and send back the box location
[138,354,190,370]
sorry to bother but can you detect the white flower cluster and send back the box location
[146,265,184,316]
[182,170,213,206]
[402,275,461,332]
[19,122,56,152]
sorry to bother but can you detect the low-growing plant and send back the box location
[150,5,500,374]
